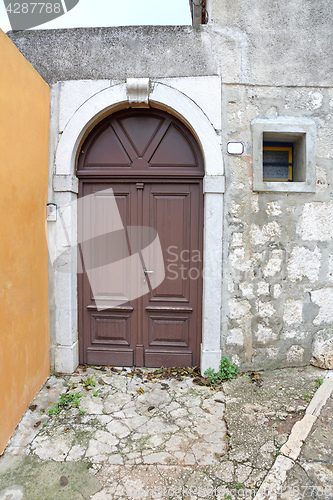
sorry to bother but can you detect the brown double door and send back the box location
[77,108,204,367]
[79,180,203,367]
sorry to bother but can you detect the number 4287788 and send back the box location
[6,3,62,14]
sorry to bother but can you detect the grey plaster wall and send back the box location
[211,0,333,86]
[8,26,218,84]
[8,0,333,87]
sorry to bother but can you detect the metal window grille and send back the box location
[263,142,293,181]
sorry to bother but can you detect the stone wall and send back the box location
[221,85,333,370]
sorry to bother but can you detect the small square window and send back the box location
[263,142,293,181]
[251,117,316,193]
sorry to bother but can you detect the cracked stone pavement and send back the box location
[0,365,330,499]
[276,393,333,500]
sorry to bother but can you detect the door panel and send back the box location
[91,189,131,303]
[79,182,137,365]
[149,314,190,345]
[150,191,190,300]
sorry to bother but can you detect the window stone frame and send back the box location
[251,116,317,193]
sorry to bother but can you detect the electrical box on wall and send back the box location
[47,203,57,222]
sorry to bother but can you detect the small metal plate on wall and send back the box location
[227,142,244,155]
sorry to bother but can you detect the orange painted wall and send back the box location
[0,30,50,454]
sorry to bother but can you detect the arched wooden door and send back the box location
[77,108,204,367]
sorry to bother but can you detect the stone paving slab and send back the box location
[27,369,227,468]
[0,365,327,499]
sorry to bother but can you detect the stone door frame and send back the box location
[50,78,225,375]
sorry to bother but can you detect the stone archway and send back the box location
[51,79,224,374]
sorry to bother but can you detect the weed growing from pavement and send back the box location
[81,375,96,388]
[303,393,311,403]
[315,378,323,388]
[204,357,239,384]
[48,392,83,416]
